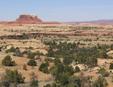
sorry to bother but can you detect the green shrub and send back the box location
[30,72,39,87]
[98,67,109,77]
[93,76,108,87]
[63,57,73,65]
[4,69,25,84]
[27,50,36,59]
[27,59,37,66]
[13,47,23,57]
[5,46,16,53]
[109,63,113,69]
[30,79,39,87]
[44,84,51,87]
[2,55,16,66]
[75,66,80,73]
[39,62,49,74]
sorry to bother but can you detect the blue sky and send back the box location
[0,0,113,21]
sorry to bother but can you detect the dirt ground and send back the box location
[0,24,113,86]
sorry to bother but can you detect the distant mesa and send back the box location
[0,14,113,25]
[0,14,60,25]
[16,14,43,24]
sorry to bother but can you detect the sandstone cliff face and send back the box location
[16,15,43,24]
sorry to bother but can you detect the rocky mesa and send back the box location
[0,14,60,24]
[16,14,43,24]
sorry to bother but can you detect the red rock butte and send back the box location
[16,14,43,24]
[0,14,61,25]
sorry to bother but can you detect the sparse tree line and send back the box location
[45,41,113,67]
[40,40,113,87]
[2,46,45,67]
[0,69,39,87]
[1,40,113,87]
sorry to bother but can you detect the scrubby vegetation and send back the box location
[27,59,37,66]
[0,24,113,87]
[46,41,100,67]
[40,41,113,87]
[109,63,113,69]
[39,62,49,74]
[30,72,39,87]
[2,55,16,66]
[1,69,25,87]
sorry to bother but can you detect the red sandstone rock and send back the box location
[0,14,61,25]
[16,14,42,24]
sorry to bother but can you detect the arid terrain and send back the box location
[0,15,113,87]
